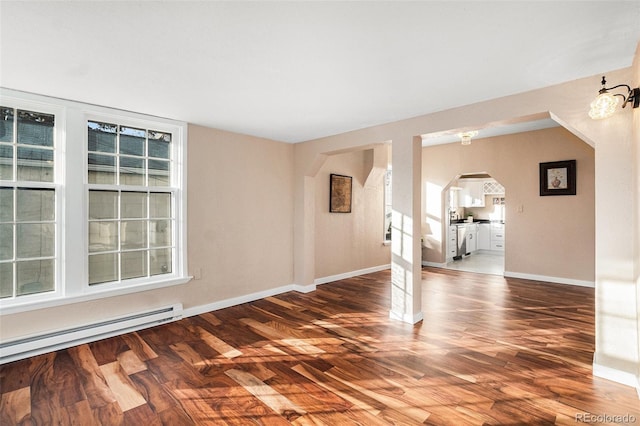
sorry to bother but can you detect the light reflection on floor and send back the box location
[443,251,505,275]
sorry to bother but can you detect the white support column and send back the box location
[389,136,423,324]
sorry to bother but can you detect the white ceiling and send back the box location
[1,1,639,143]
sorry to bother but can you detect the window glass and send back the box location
[148,130,171,159]
[150,220,171,247]
[0,145,13,180]
[0,107,14,143]
[88,253,118,285]
[0,187,13,221]
[120,220,147,250]
[120,156,145,185]
[17,188,55,222]
[17,110,54,147]
[88,153,116,184]
[119,126,145,156]
[88,221,117,253]
[16,223,54,258]
[149,192,171,218]
[89,190,118,220]
[16,259,54,295]
[0,224,13,260]
[17,147,54,182]
[0,263,12,298]
[150,248,172,276]
[121,251,147,280]
[148,159,170,186]
[121,192,146,218]
[88,121,117,153]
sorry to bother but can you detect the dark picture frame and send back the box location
[539,160,576,196]
[330,173,352,213]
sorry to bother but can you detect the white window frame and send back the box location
[0,88,189,315]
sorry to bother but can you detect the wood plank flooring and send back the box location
[2,267,639,425]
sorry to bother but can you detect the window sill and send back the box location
[0,276,193,316]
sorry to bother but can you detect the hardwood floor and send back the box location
[2,268,639,425]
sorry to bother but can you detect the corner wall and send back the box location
[314,150,390,279]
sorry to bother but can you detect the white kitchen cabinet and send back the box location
[478,223,490,250]
[458,180,485,207]
[490,223,505,252]
[447,226,458,260]
[466,224,478,253]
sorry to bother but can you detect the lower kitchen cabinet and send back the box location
[478,223,490,250]
[490,223,505,252]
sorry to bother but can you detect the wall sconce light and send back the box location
[458,130,478,145]
[589,76,640,120]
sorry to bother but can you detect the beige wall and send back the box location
[186,125,294,301]
[0,124,295,340]
[422,127,595,283]
[314,150,390,279]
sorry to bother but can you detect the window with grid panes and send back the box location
[1,88,188,314]
[87,121,175,285]
[0,107,57,299]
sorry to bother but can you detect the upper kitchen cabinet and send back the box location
[458,179,485,207]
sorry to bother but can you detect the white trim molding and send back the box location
[314,264,391,286]
[422,261,447,268]
[593,363,640,395]
[504,271,595,288]
[389,310,424,325]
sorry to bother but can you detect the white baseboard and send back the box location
[504,271,595,288]
[422,261,446,268]
[183,266,390,319]
[183,283,313,318]
[389,309,424,324]
[314,264,390,286]
[593,363,640,395]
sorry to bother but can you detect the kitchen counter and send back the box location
[451,219,504,225]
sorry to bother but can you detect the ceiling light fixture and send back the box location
[589,76,639,120]
[458,130,478,145]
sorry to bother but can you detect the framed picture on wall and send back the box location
[539,160,576,196]
[330,173,352,213]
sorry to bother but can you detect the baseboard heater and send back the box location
[0,303,183,365]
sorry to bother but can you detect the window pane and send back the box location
[0,262,12,298]
[88,153,116,184]
[121,191,146,218]
[148,159,169,187]
[89,253,117,285]
[150,248,171,276]
[120,126,145,156]
[88,221,117,253]
[121,220,147,249]
[149,192,171,218]
[17,188,55,221]
[0,144,13,180]
[0,224,13,260]
[17,223,54,258]
[120,156,145,186]
[0,187,13,221]
[17,147,53,182]
[89,190,118,220]
[121,250,147,280]
[148,130,171,159]
[150,220,171,247]
[88,121,117,153]
[0,107,14,143]
[16,259,54,295]
[17,110,54,147]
